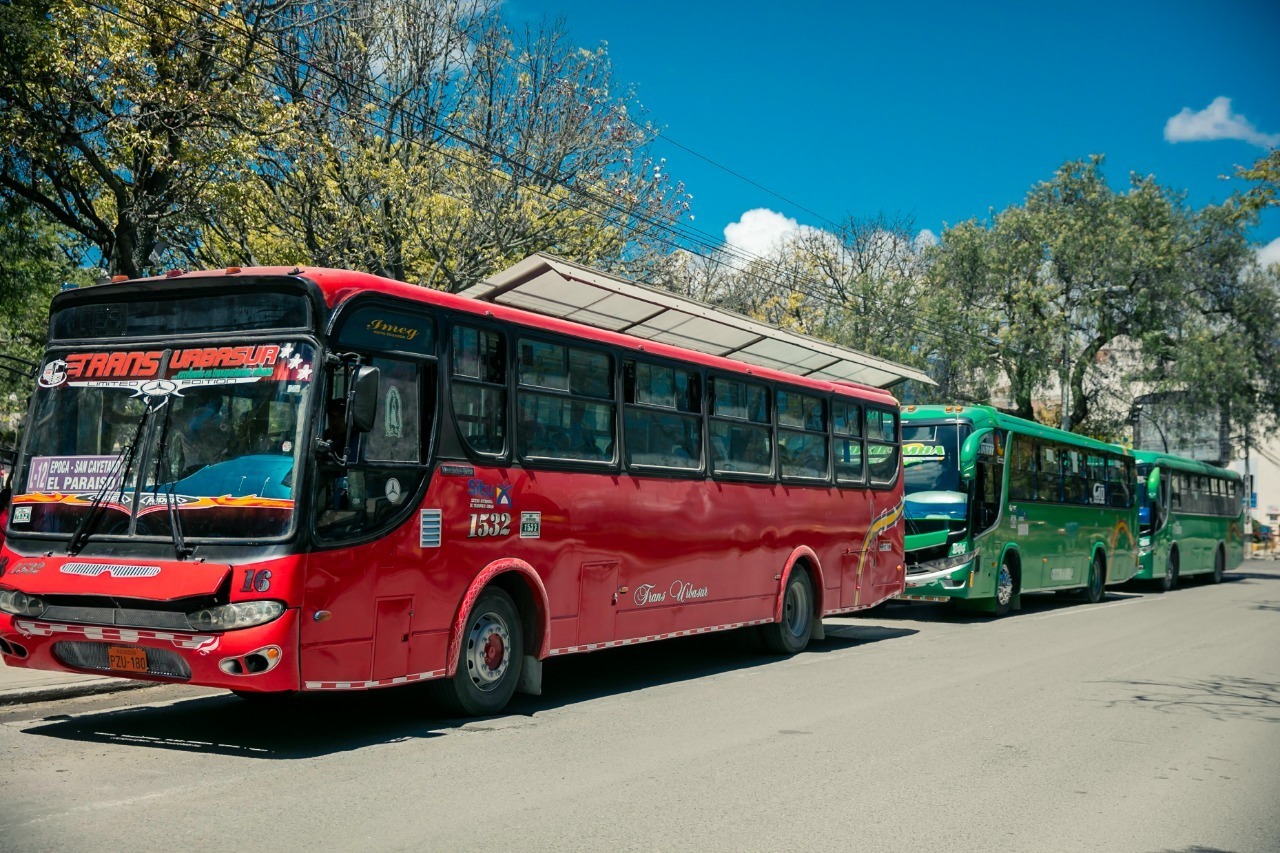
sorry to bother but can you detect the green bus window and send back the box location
[1009,435,1036,501]
[1063,450,1089,504]
[1036,443,1061,503]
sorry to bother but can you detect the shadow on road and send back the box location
[1101,675,1280,724]
[863,590,1146,625]
[20,623,916,760]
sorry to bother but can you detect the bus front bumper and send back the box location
[0,609,300,693]
[898,553,983,601]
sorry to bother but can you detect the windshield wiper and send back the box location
[150,401,194,560]
[67,406,151,556]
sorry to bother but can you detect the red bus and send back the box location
[0,265,904,715]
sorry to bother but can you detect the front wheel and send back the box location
[993,561,1015,617]
[1158,552,1178,593]
[759,570,814,655]
[1083,554,1106,604]
[430,587,523,717]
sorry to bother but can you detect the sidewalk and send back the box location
[0,659,157,706]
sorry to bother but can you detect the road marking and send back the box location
[1018,595,1157,622]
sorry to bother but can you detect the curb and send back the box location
[0,678,160,707]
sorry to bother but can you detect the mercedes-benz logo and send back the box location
[385,478,402,504]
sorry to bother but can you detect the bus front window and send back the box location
[9,341,315,543]
[902,423,970,528]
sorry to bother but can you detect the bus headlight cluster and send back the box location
[187,601,285,631]
[0,589,46,617]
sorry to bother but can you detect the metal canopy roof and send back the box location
[461,253,935,389]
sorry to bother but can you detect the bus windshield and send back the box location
[902,422,969,519]
[9,340,316,542]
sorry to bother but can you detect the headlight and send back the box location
[187,601,285,631]
[0,589,46,617]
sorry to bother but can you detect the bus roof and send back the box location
[59,265,900,407]
[1133,449,1242,480]
[900,404,1134,458]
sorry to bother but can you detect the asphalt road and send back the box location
[3,560,1279,852]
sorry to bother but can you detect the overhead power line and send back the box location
[74,0,998,355]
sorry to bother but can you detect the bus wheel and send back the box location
[760,570,814,655]
[1159,552,1178,592]
[1210,548,1225,584]
[432,587,523,717]
[994,562,1015,617]
[1083,554,1105,604]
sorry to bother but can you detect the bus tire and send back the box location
[1210,547,1225,584]
[1159,551,1178,592]
[993,560,1016,617]
[1083,553,1106,604]
[760,569,814,655]
[431,587,523,717]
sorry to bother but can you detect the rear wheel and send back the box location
[430,587,523,717]
[1083,553,1106,604]
[1210,547,1225,584]
[760,570,814,655]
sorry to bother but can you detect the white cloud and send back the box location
[1258,237,1280,269]
[914,228,939,250]
[723,208,800,258]
[1164,96,1280,148]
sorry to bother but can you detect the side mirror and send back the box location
[1146,467,1160,502]
[959,428,994,482]
[348,365,380,434]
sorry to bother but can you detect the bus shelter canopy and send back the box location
[461,253,935,390]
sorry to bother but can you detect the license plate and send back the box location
[107,646,148,673]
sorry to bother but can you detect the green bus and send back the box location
[1133,450,1245,590]
[898,405,1139,616]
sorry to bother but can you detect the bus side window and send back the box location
[865,408,898,487]
[710,376,772,477]
[832,400,864,486]
[1036,443,1061,503]
[1009,435,1035,501]
[450,324,507,456]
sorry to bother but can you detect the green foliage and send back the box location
[0,201,92,448]
[0,0,303,277]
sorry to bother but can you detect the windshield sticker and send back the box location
[12,491,294,515]
[12,507,31,524]
[384,387,404,438]
[27,455,123,494]
[36,342,313,398]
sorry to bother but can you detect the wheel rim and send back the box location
[996,565,1013,606]
[783,579,810,640]
[465,610,512,692]
[1164,561,1174,586]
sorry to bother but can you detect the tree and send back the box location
[211,1,689,290]
[0,200,93,447]
[0,0,301,277]
[1238,148,1280,212]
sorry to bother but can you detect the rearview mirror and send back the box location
[1146,467,1160,502]
[959,427,994,482]
[348,365,380,434]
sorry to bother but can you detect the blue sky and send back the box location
[508,0,1280,263]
